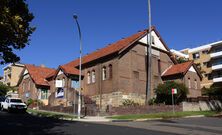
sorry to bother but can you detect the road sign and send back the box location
[172,88,177,94]
[171,88,177,114]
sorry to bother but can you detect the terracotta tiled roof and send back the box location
[48,26,176,78]
[25,64,56,86]
[162,61,195,77]
[57,29,148,77]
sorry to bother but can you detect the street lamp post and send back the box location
[73,15,82,119]
[146,0,152,104]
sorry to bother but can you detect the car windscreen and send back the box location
[10,99,23,103]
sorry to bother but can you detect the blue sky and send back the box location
[1,0,222,75]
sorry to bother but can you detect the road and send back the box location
[0,111,221,135]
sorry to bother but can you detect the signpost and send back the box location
[171,88,177,114]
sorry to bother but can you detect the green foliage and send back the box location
[155,81,188,104]
[110,111,218,120]
[26,98,43,107]
[148,98,157,105]
[27,98,33,106]
[176,57,188,64]
[0,83,15,96]
[202,85,222,96]
[122,99,139,107]
[0,0,35,64]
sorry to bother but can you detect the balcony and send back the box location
[212,64,222,70]
[213,77,222,83]
[210,51,222,58]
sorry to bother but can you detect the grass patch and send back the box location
[27,109,77,119]
[110,111,219,120]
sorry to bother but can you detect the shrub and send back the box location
[27,98,34,106]
[27,98,43,107]
[202,85,222,96]
[122,99,139,107]
[155,81,188,104]
[148,98,157,105]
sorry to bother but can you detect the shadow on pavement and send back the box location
[0,111,181,135]
[0,111,75,135]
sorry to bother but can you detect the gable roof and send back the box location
[48,26,176,78]
[25,64,56,86]
[46,65,81,80]
[161,61,202,79]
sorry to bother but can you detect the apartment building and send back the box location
[172,41,222,89]
[2,63,25,87]
[209,42,222,88]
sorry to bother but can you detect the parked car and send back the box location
[1,97,27,112]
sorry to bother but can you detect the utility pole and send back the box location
[73,15,82,119]
[146,0,152,104]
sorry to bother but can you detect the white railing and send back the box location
[210,51,222,58]
[212,64,222,70]
[213,77,222,83]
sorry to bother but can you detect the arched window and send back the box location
[194,79,197,89]
[188,78,191,88]
[87,71,91,84]
[102,66,107,80]
[108,64,112,79]
[92,70,96,83]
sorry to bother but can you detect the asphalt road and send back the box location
[104,117,222,135]
[0,111,178,135]
[0,111,222,135]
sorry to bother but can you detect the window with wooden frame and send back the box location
[87,71,91,84]
[108,64,112,79]
[92,70,96,83]
[102,66,107,80]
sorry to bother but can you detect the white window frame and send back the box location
[87,72,91,84]
[92,70,96,83]
[102,67,107,80]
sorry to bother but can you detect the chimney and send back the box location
[40,64,45,68]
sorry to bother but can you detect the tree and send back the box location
[176,57,188,64]
[0,0,35,64]
[155,81,188,104]
[0,83,15,96]
[202,85,222,96]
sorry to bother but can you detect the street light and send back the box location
[73,14,82,119]
[146,0,152,104]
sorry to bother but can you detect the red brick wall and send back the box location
[108,104,182,115]
[18,75,38,103]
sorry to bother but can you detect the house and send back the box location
[161,61,202,97]
[171,41,222,89]
[2,63,25,87]
[18,64,56,105]
[46,65,80,107]
[48,26,189,109]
